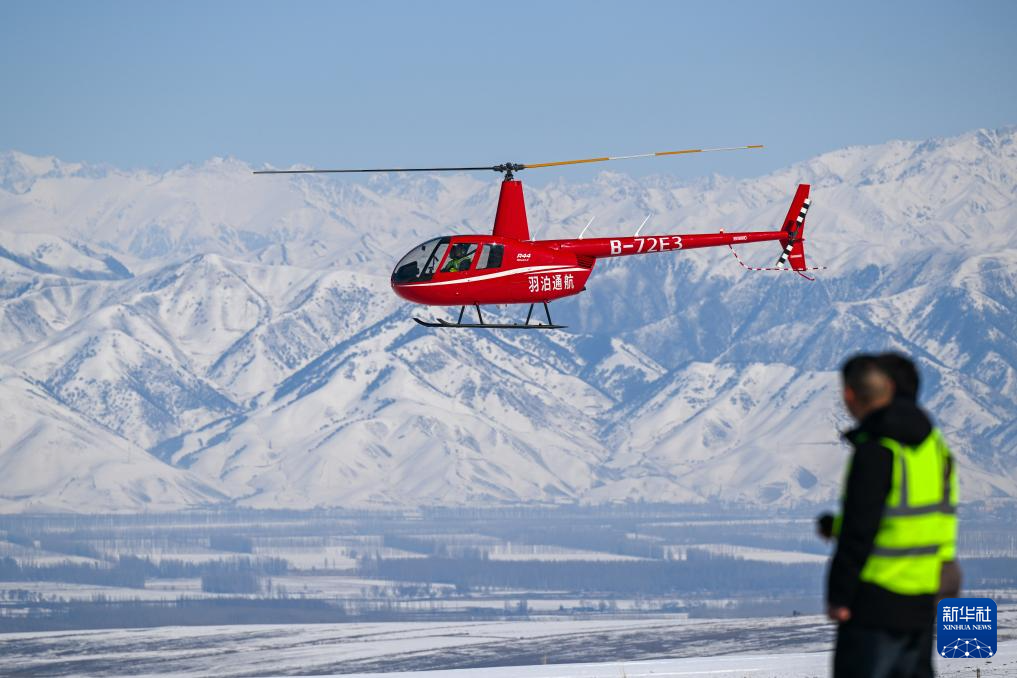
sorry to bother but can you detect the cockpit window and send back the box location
[423,242,449,276]
[392,237,450,283]
[476,244,504,270]
[441,243,478,273]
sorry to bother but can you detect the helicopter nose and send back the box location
[391,280,424,304]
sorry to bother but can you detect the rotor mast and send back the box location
[492,174,529,241]
[493,162,524,181]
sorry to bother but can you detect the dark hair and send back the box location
[877,352,920,401]
[841,354,891,406]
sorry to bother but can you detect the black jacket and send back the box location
[827,398,935,631]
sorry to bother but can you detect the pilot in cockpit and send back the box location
[442,243,476,273]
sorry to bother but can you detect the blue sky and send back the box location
[2,0,1015,182]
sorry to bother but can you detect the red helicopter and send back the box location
[255,146,815,329]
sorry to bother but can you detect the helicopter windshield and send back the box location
[392,237,451,283]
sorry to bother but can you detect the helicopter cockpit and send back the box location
[392,237,505,283]
[391,237,451,283]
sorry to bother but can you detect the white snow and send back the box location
[0,366,223,513]
[2,613,1014,677]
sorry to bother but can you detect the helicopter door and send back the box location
[476,244,504,269]
[440,242,479,273]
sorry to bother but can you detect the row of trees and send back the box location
[0,555,287,590]
[359,550,825,596]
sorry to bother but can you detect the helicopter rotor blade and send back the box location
[522,145,763,170]
[253,165,498,175]
[253,145,763,175]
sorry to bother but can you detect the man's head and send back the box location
[841,354,895,422]
[877,352,920,402]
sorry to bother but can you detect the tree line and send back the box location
[359,552,1017,596]
[359,550,824,596]
[0,555,287,590]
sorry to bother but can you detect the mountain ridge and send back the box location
[1,125,1015,512]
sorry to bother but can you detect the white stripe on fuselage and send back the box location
[400,265,588,288]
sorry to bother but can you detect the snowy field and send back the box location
[333,645,1017,678]
[0,617,834,676]
[668,544,828,564]
[485,545,645,562]
[3,609,1015,677]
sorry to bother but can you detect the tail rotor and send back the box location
[726,183,825,280]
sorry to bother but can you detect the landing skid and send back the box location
[414,303,566,330]
[413,318,565,330]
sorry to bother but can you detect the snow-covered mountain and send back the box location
[0,365,223,513]
[1,126,1015,512]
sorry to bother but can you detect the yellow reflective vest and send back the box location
[838,429,958,596]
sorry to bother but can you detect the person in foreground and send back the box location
[820,353,958,678]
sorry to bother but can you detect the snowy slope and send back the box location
[0,230,131,281]
[0,366,222,512]
[0,126,1015,511]
[158,319,613,508]
[3,615,1015,677]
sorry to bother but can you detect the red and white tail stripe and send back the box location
[776,197,811,269]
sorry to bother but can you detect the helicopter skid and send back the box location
[413,317,565,330]
[414,303,565,330]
